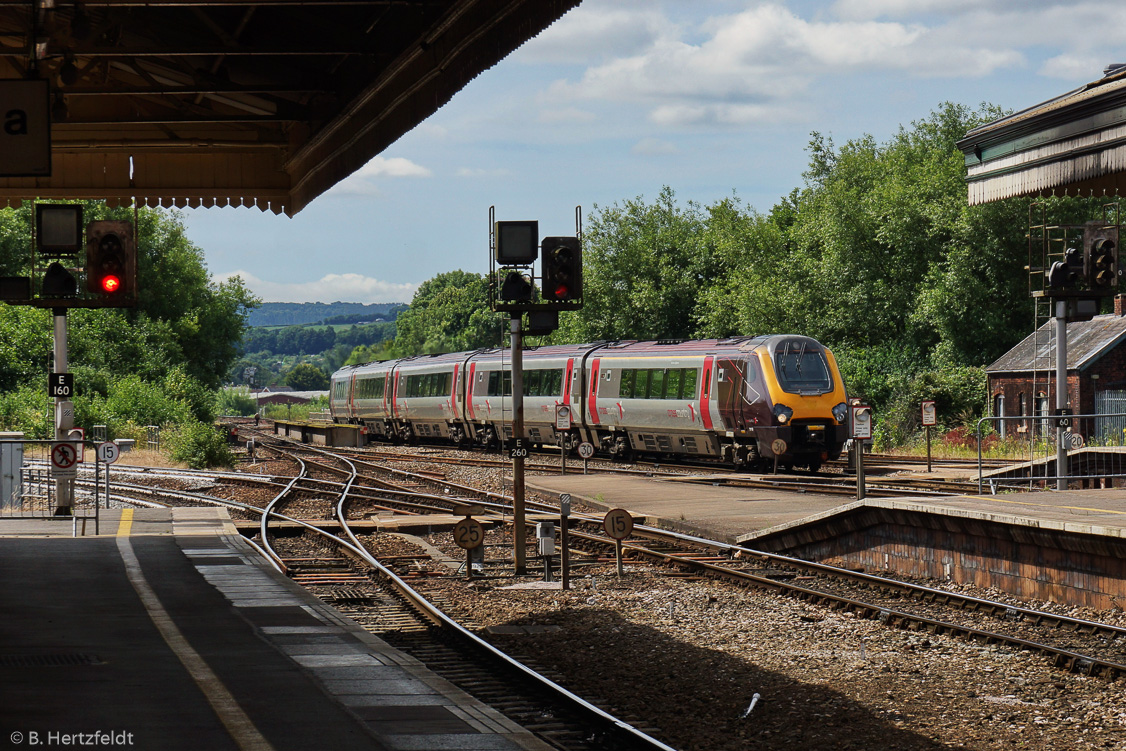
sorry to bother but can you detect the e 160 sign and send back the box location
[49,372,74,398]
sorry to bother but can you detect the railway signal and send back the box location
[541,236,581,302]
[494,220,539,265]
[86,221,135,299]
[1046,246,1083,290]
[499,270,533,301]
[41,261,77,297]
[1086,232,1117,291]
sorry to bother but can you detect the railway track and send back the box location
[240,433,1126,683]
[85,430,1126,748]
[557,522,1126,679]
[63,447,679,750]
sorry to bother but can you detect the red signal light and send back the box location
[101,275,121,293]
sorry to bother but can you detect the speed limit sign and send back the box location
[452,517,485,550]
[577,442,595,459]
[603,508,634,540]
[96,441,120,464]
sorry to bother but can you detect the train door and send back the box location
[716,357,747,432]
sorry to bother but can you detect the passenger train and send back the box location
[329,336,850,471]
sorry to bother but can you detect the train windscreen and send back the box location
[773,340,833,394]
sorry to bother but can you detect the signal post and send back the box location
[489,208,583,575]
[1,203,138,514]
[1038,217,1119,490]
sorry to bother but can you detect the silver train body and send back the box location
[329,336,851,469]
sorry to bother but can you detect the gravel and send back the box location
[228,440,1126,751]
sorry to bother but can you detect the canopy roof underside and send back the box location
[959,67,1126,206]
[0,0,580,215]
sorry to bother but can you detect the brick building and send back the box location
[986,296,1126,441]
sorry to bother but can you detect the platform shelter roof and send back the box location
[0,0,580,215]
[958,65,1126,206]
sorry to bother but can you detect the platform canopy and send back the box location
[0,0,581,215]
[958,65,1126,206]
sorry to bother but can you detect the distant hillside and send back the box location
[247,302,405,327]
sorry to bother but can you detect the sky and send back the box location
[182,0,1126,305]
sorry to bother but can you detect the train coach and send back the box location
[329,335,850,471]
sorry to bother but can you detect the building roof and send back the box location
[986,313,1126,373]
[957,65,1126,205]
[0,1,580,215]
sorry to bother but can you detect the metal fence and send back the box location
[976,412,1126,493]
[0,439,101,535]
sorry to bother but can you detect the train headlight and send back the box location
[832,402,848,423]
[773,404,793,424]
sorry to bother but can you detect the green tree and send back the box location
[556,186,715,343]
[284,362,329,391]
[393,270,504,355]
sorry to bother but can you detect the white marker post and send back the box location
[555,404,571,475]
[921,400,936,473]
[851,405,872,501]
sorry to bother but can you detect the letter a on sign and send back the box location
[0,80,49,176]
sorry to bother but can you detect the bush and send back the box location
[0,386,53,439]
[217,387,259,417]
[103,374,193,427]
[262,396,328,422]
[167,420,234,469]
[163,366,217,423]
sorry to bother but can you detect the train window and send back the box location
[355,375,385,400]
[773,341,832,394]
[682,369,698,399]
[404,372,451,398]
[523,369,563,397]
[617,367,699,399]
[635,369,650,398]
[666,369,681,399]
[487,370,513,396]
[620,369,636,399]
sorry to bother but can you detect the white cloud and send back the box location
[538,107,597,124]
[219,271,416,304]
[542,3,1042,127]
[356,156,432,178]
[518,5,673,64]
[455,167,513,178]
[1039,53,1106,81]
[831,0,989,20]
[327,156,432,197]
[631,137,678,155]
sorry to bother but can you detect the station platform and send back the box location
[526,472,1126,610]
[0,508,554,751]
[526,471,848,541]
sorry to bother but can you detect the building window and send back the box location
[993,393,1005,439]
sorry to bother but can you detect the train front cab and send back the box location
[750,336,849,470]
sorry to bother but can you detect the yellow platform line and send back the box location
[116,508,134,537]
[957,494,1126,516]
